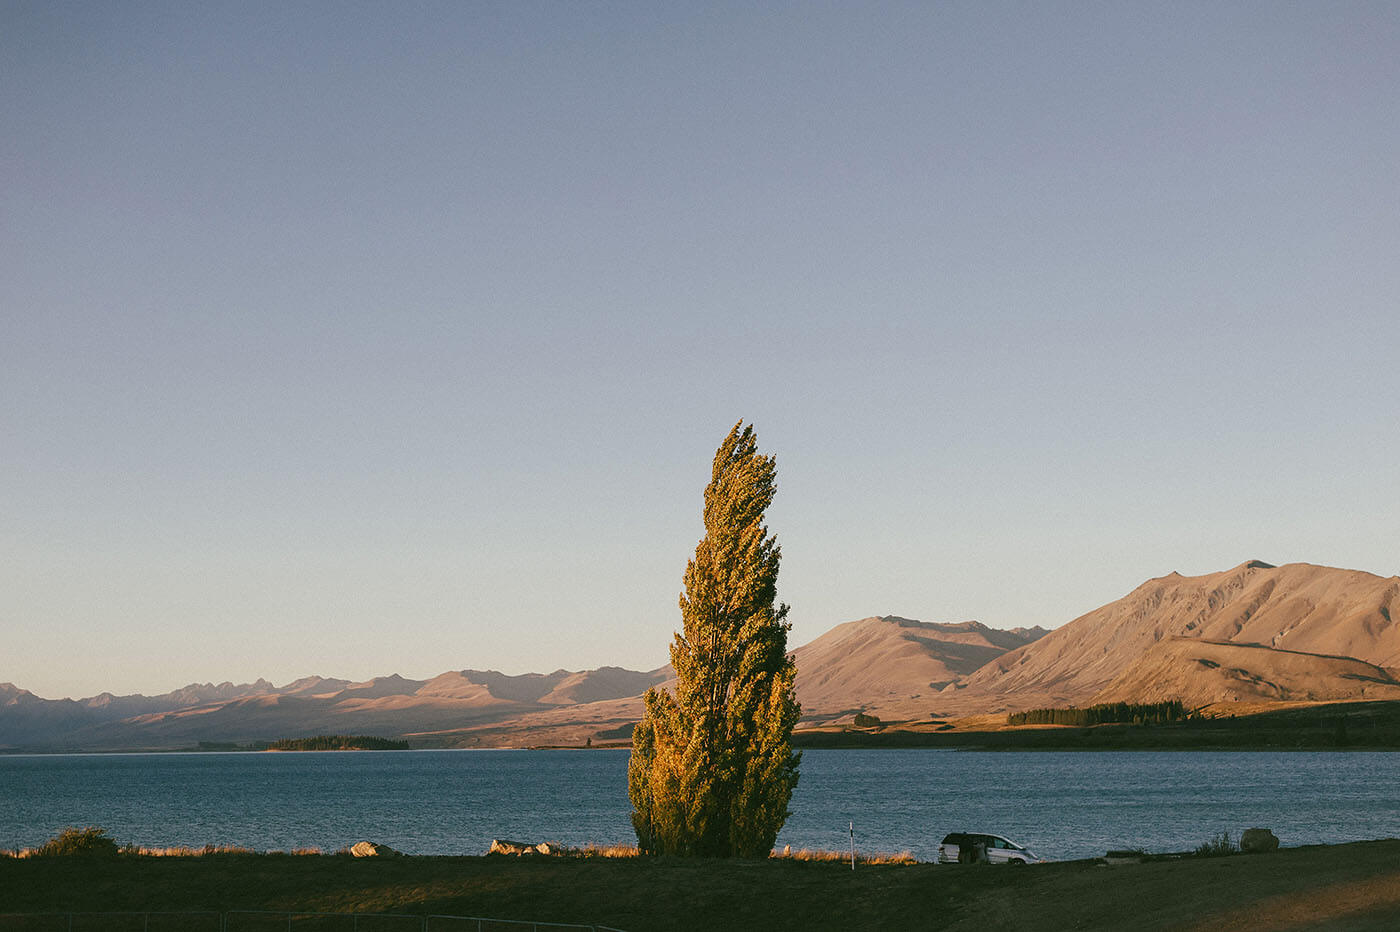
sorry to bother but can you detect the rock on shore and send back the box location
[1241,828,1279,853]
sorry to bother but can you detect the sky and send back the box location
[4,2,1398,700]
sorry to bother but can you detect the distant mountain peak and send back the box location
[0,683,38,703]
[790,614,1048,721]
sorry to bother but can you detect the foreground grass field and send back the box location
[5,840,1400,930]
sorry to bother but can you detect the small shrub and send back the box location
[33,826,119,858]
[1193,831,1237,858]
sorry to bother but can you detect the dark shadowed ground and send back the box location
[4,840,1400,930]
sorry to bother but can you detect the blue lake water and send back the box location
[3,749,1400,862]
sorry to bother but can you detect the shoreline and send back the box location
[11,697,1400,754]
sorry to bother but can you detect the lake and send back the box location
[4,749,1399,861]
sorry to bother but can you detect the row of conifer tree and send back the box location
[1006,700,1191,727]
[268,735,410,751]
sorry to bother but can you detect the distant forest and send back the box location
[1007,700,1191,727]
[269,735,410,751]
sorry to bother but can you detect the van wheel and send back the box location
[1009,859,1025,865]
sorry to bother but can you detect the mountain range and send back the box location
[4,561,1397,751]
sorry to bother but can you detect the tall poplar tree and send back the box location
[628,422,801,857]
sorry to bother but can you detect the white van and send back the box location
[937,832,1045,864]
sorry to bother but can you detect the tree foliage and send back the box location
[269,735,410,751]
[1007,700,1190,727]
[628,422,801,857]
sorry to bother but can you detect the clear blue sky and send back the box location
[4,2,1397,699]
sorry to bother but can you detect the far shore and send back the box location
[9,698,1400,754]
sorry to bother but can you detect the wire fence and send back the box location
[0,912,629,932]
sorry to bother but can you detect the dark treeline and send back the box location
[1007,700,1191,727]
[269,735,410,751]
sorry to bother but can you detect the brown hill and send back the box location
[952,561,1400,712]
[1091,637,1400,707]
[539,667,669,705]
[790,616,1045,723]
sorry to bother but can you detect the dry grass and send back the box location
[497,842,914,863]
[2,841,325,859]
[775,847,917,864]
[0,838,912,864]
[576,843,641,858]
[122,844,264,857]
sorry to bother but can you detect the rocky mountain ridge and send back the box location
[0,667,670,750]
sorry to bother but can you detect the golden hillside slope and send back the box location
[950,561,1400,712]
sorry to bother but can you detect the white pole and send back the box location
[849,821,855,870]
